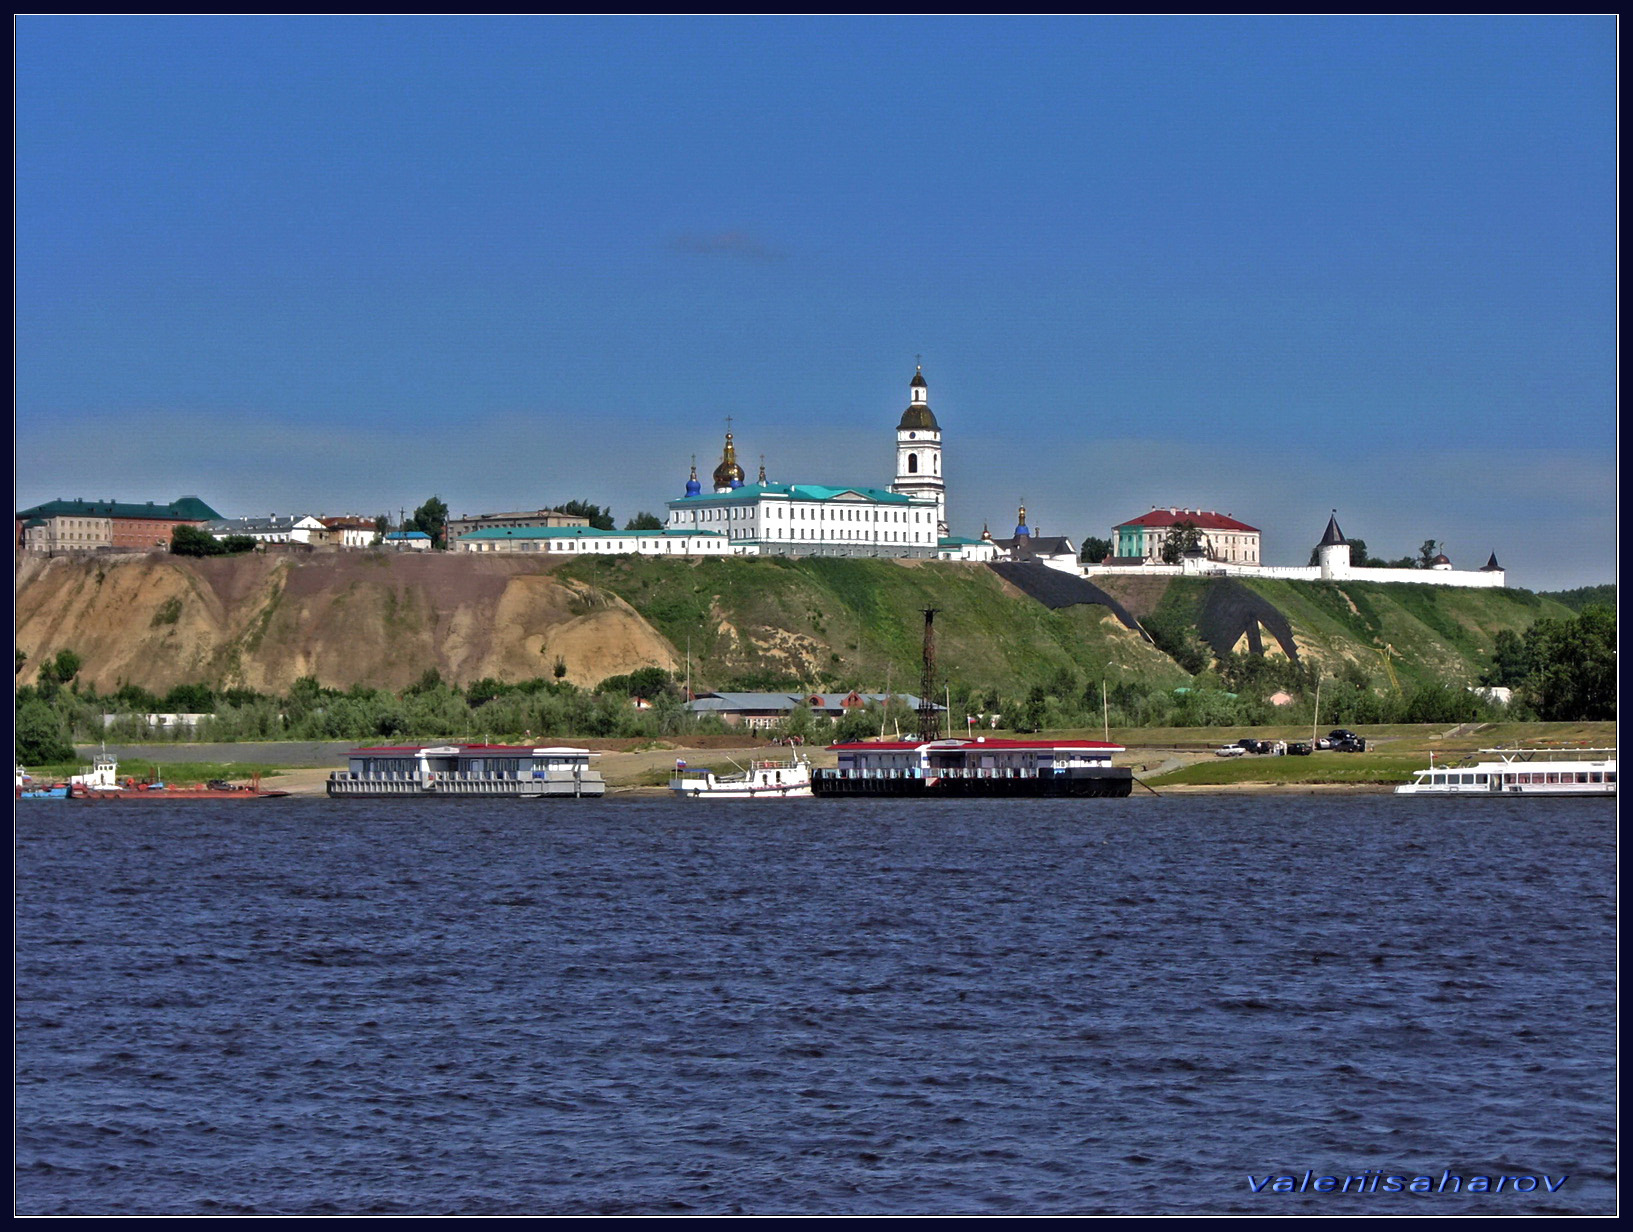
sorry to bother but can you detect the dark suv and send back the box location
[1286,741,1312,756]
[1330,737,1368,753]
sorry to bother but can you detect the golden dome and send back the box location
[712,432,745,488]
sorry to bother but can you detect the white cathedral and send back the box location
[665,366,965,558]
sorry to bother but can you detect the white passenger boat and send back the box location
[669,754,813,799]
[328,744,605,798]
[1394,747,1616,797]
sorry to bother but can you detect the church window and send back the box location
[907,454,918,474]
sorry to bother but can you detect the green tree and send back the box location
[1417,539,1441,568]
[162,683,216,713]
[1159,520,1204,565]
[1011,685,1048,733]
[1521,606,1616,721]
[410,496,450,548]
[1480,629,1534,689]
[596,667,673,699]
[47,649,82,687]
[16,699,75,764]
[467,677,508,708]
[1079,536,1113,564]
[16,648,27,675]
[171,525,224,556]
[624,512,664,531]
[560,500,615,531]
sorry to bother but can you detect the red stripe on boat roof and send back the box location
[826,739,1122,751]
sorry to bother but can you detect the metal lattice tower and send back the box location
[917,608,941,743]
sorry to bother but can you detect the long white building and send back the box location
[664,366,950,558]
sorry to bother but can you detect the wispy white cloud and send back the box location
[669,230,785,262]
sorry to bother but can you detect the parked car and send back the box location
[1286,742,1312,756]
[1331,737,1368,753]
[1214,745,1248,757]
[1236,738,1268,754]
[1328,729,1359,742]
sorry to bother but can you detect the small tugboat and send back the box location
[669,754,813,799]
[327,744,606,798]
[1395,747,1616,797]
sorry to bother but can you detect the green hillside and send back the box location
[558,555,1187,697]
[561,558,1587,711]
[1235,578,1572,689]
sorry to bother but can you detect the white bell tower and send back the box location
[891,364,946,537]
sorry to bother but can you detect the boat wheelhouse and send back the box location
[812,737,1132,798]
[327,744,606,798]
[1395,747,1616,797]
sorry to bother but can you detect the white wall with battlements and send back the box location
[1080,560,1507,587]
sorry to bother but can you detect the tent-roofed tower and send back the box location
[890,364,946,537]
[1317,511,1351,580]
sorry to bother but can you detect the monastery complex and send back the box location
[16,366,1507,588]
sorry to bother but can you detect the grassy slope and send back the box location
[558,556,1187,696]
[1235,579,1570,687]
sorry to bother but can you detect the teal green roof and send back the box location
[668,483,920,507]
[461,526,727,541]
[16,495,222,522]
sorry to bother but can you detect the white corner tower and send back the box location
[1317,511,1351,580]
[891,364,946,537]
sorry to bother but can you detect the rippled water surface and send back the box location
[15,795,1616,1214]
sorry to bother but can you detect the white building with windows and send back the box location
[457,526,731,556]
[206,514,327,544]
[665,366,949,558]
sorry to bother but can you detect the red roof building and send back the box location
[1113,507,1261,564]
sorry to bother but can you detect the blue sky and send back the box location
[15,16,1616,589]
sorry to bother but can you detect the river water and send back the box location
[15,795,1615,1215]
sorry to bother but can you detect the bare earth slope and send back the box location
[14,551,677,694]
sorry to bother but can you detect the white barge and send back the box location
[1395,747,1615,797]
[327,744,606,798]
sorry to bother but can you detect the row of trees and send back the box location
[16,602,1615,764]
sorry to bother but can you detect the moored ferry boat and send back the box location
[1395,747,1616,797]
[812,737,1132,798]
[327,743,606,798]
[669,754,812,799]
